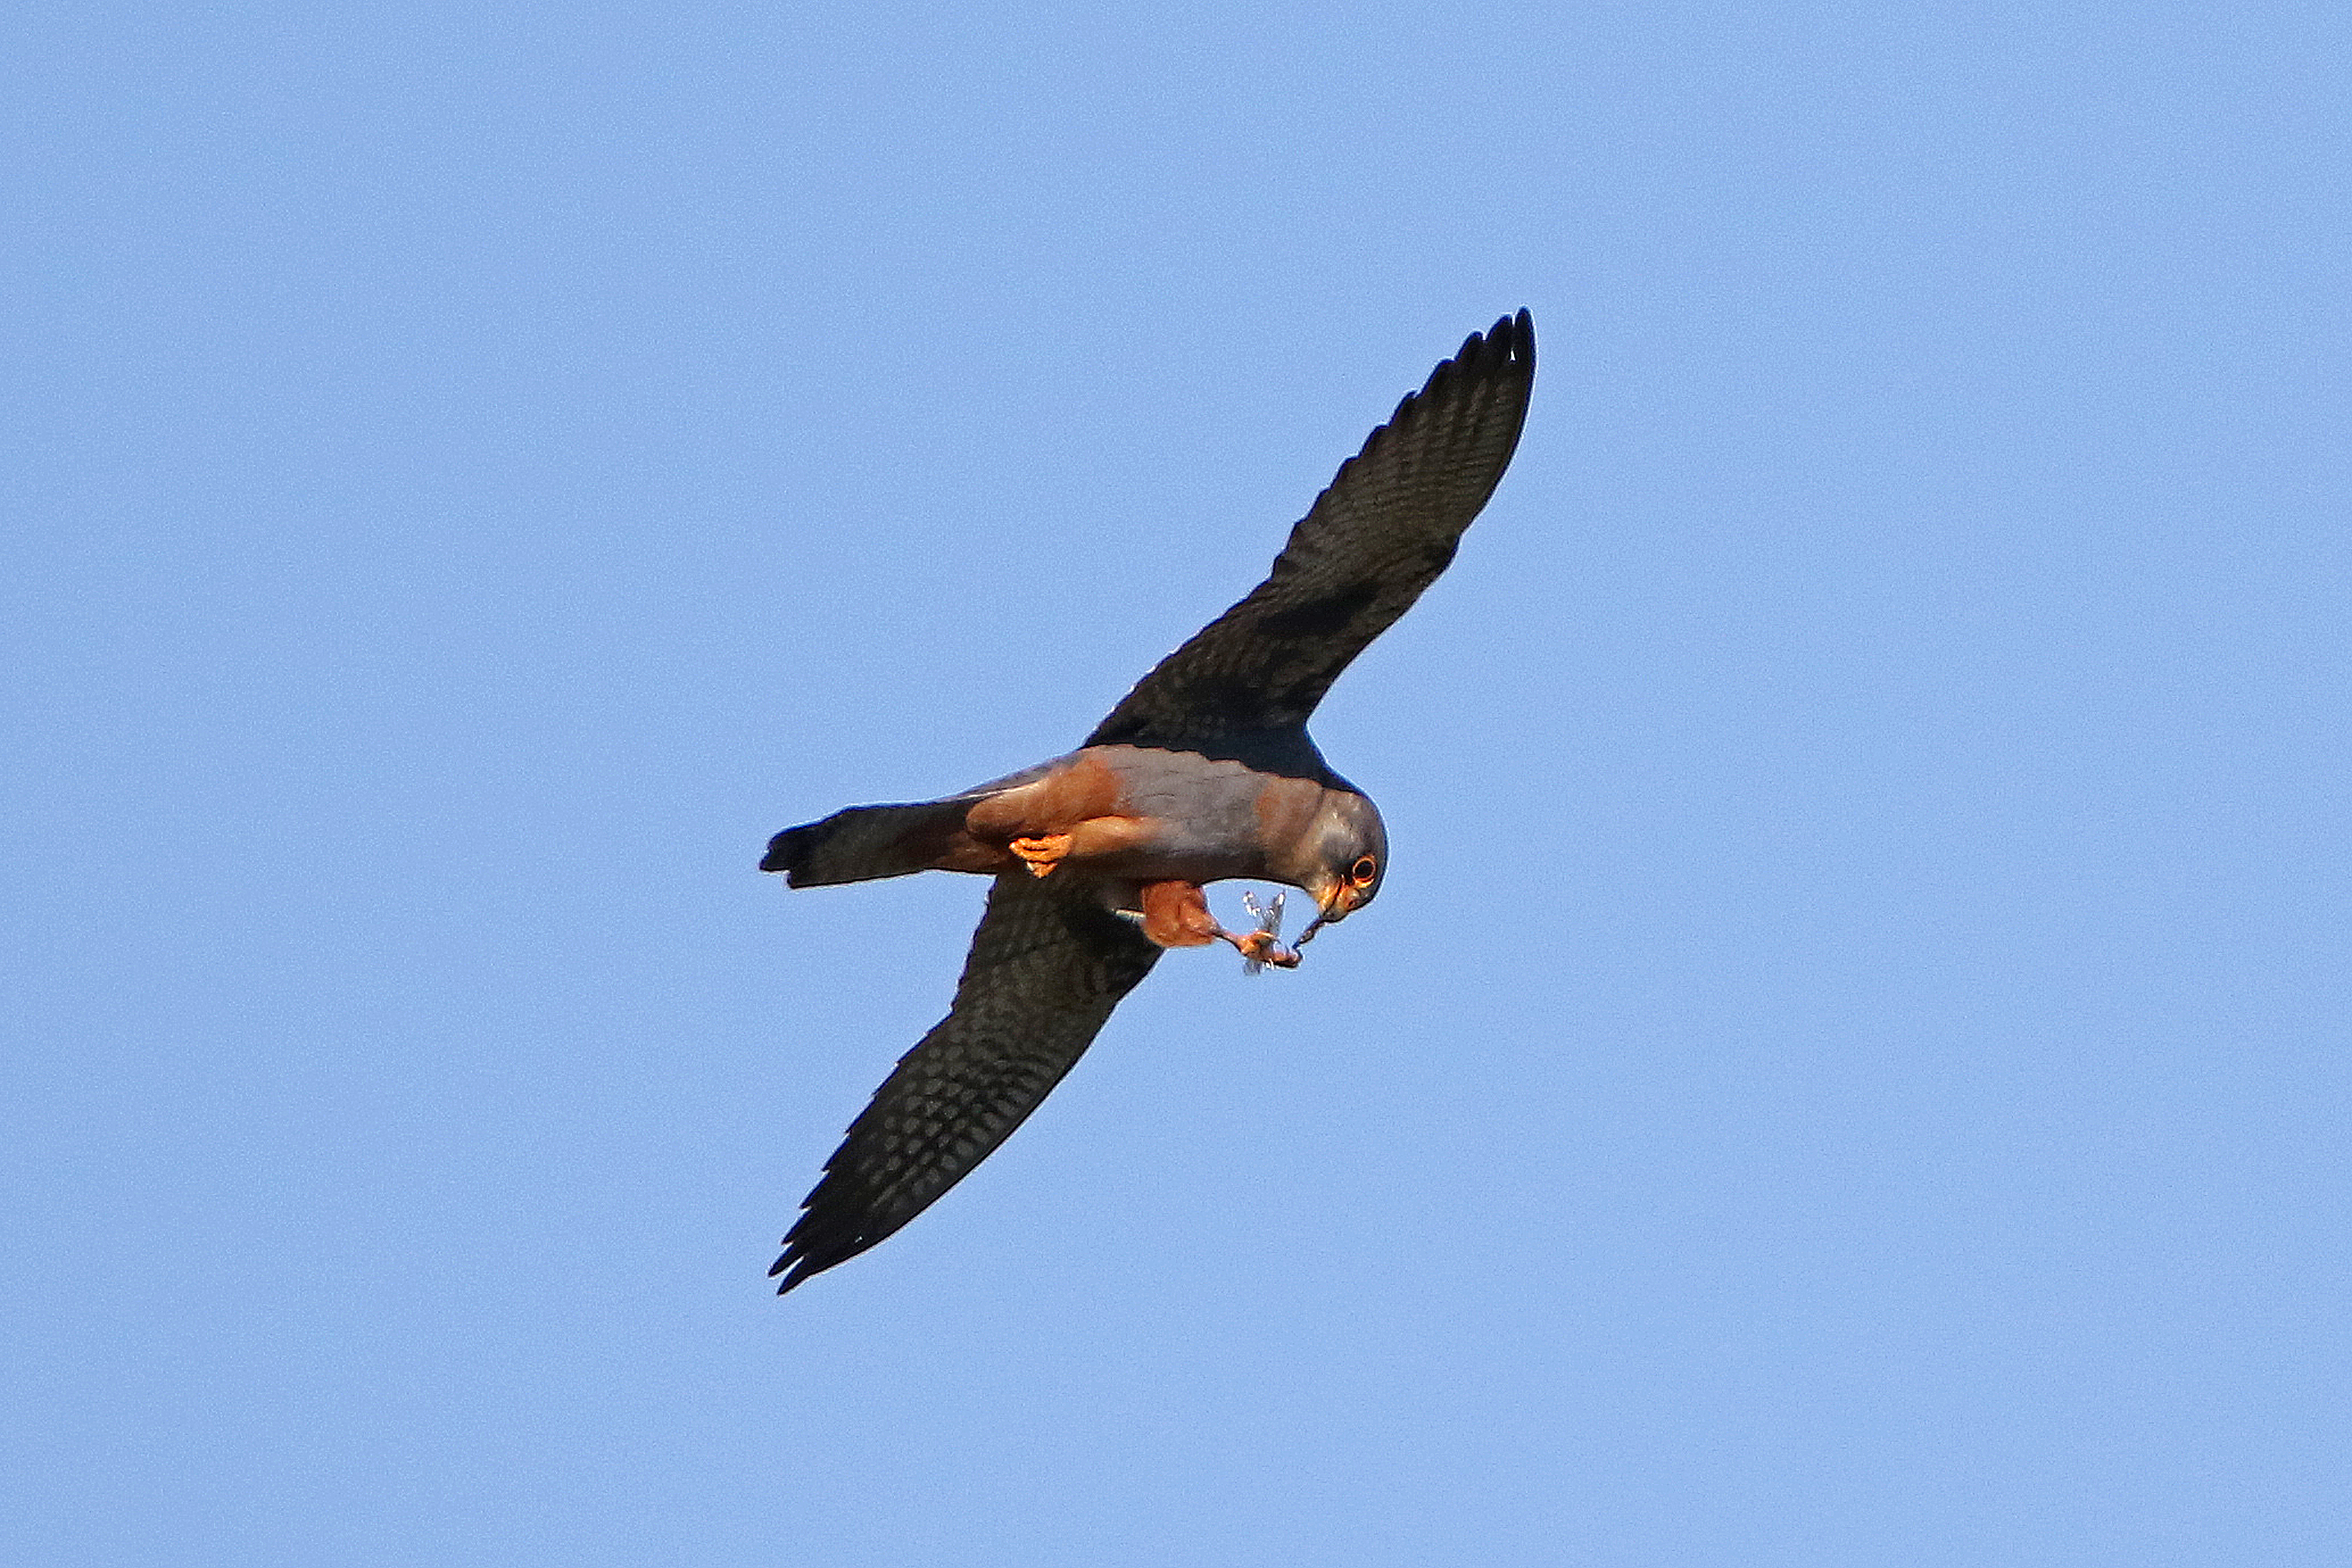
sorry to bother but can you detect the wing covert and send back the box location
[1087,310,1534,751]
[772,872,1161,1292]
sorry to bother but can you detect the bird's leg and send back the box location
[1131,882,1302,968]
[1134,880,1222,946]
[1008,833,1072,878]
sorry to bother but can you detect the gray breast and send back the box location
[1094,747,1286,877]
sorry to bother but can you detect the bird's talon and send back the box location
[1231,928,1301,973]
[1010,833,1071,877]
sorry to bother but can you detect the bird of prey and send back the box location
[763,310,1535,1292]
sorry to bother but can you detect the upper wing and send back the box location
[1087,310,1535,752]
[772,872,1162,1293]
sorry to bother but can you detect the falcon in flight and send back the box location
[763,311,1536,1292]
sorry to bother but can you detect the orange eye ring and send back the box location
[1349,855,1378,887]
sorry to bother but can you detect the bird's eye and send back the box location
[1350,856,1378,886]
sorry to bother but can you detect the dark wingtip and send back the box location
[1437,306,1534,380]
[1400,309,1537,425]
[770,1200,869,1295]
[770,1243,818,1294]
[770,1240,859,1295]
[1477,308,1534,370]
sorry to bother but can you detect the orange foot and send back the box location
[1009,833,1072,878]
[1231,930,1300,970]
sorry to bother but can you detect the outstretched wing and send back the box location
[772,872,1162,1292]
[1087,310,1535,752]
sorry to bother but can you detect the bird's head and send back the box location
[1281,790,1387,944]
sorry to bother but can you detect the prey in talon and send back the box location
[758,310,1535,1292]
[1237,891,1298,973]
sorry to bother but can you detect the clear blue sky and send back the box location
[6,3,2346,1563]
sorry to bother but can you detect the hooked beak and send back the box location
[1294,881,1360,949]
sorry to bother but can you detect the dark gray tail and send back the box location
[760,798,976,888]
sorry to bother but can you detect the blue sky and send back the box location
[6,3,2346,1563]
